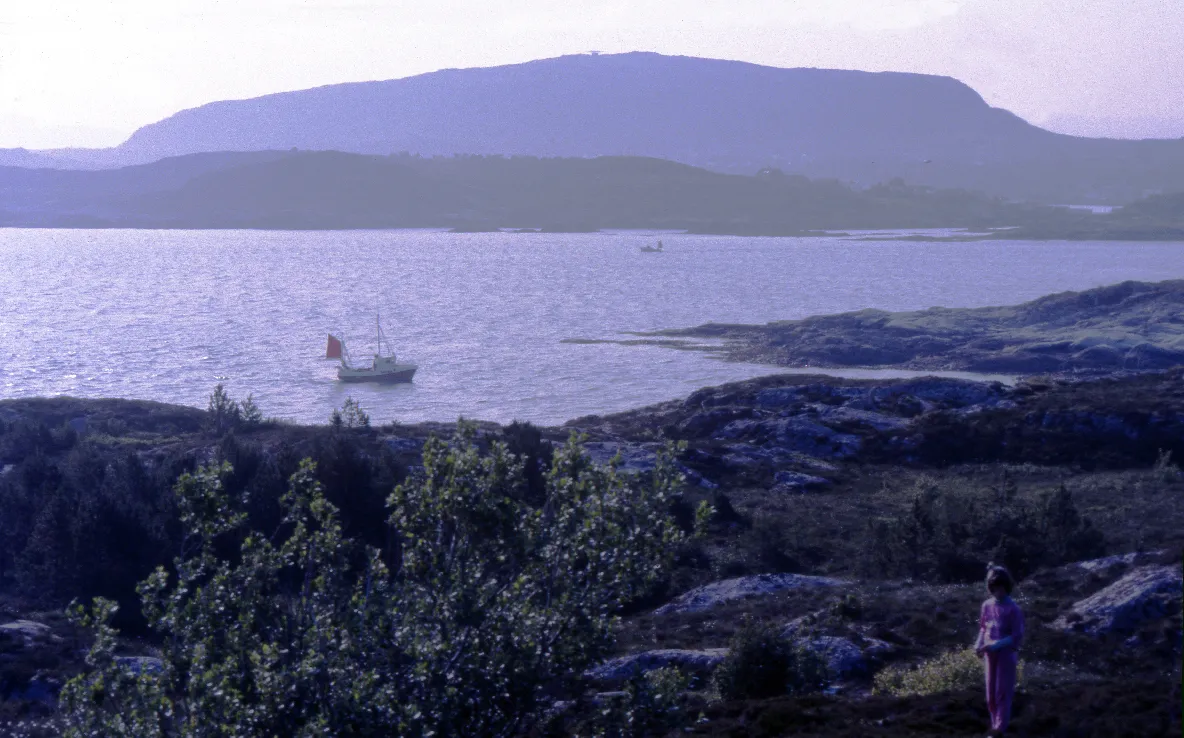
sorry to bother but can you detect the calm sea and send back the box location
[1,229,1181,425]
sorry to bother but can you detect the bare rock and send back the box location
[1071,551,1165,574]
[585,648,728,683]
[772,470,831,492]
[1052,564,1182,635]
[655,573,847,615]
[0,620,56,648]
[582,442,658,473]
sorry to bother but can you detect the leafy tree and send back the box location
[61,427,684,737]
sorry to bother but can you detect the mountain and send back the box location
[0,150,1062,231]
[28,52,1184,204]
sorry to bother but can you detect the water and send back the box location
[1,229,1181,426]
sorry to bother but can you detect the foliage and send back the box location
[739,517,802,574]
[238,393,265,428]
[873,648,1024,697]
[205,384,240,435]
[861,476,1105,582]
[330,396,371,429]
[711,621,826,701]
[584,667,691,738]
[206,384,269,434]
[61,427,684,736]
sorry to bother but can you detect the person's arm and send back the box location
[974,603,987,654]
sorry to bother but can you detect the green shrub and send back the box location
[586,667,691,738]
[873,648,1024,697]
[712,621,827,701]
[861,476,1105,582]
[60,427,685,737]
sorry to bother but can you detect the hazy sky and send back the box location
[1,0,1182,148]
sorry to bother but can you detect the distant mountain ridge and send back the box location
[4,52,1184,203]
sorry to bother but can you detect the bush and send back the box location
[873,648,1024,697]
[584,667,691,738]
[712,621,826,701]
[861,476,1105,582]
[60,427,685,737]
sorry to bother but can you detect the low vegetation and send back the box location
[0,370,1180,736]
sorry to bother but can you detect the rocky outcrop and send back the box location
[653,280,1184,373]
[0,620,57,648]
[771,470,831,493]
[582,442,659,473]
[585,649,728,683]
[1052,565,1183,635]
[1071,551,1166,575]
[654,573,847,615]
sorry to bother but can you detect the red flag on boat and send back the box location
[326,334,343,359]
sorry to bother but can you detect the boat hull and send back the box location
[337,366,417,383]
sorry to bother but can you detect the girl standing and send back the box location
[974,564,1024,736]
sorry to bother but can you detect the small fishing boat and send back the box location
[640,239,664,253]
[326,316,417,383]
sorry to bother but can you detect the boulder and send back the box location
[0,620,55,647]
[654,573,847,615]
[801,636,868,679]
[1052,564,1182,635]
[585,648,728,683]
[772,470,831,492]
[1072,551,1165,575]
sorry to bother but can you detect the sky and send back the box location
[1,0,1182,149]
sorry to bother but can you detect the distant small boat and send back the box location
[327,315,417,383]
[640,239,664,253]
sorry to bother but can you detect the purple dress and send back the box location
[975,596,1024,733]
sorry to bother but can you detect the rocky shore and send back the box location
[641,280,1184,374]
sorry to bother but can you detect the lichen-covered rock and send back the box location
[1052,565,1183,635]
[585,648,728,683]
[654,573,847,615]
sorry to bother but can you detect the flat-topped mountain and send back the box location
[7,53,1184,203]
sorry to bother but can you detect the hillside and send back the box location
[5,53,1184,203]
[0,369,1181,736]
[0,150,1060,231]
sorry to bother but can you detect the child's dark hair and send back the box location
[985,563,1014,594]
